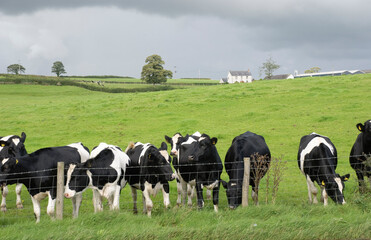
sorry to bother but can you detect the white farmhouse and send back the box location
[227,70,253,83]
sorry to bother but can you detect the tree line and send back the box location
[5,55,321,83]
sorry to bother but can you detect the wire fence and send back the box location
[0,154,369,223]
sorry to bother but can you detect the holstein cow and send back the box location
[221,131,271,209]
[64,143,130,214]
[298,133,350,205]
[0,143,89,223]
[125,142,175,217]
[177,133,223,212]
[165,132,212,206]
[349,120,371,192]
[0,132,28,211]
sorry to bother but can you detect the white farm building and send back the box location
[220,70,253,84]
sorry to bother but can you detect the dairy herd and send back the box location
[0,119,370,222]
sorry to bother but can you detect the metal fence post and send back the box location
[56,162,64,220]
[242,157,250,207]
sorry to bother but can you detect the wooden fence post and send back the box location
[56,162,64,220]
[242,157,250,207]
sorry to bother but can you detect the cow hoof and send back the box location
[17,203,24,209]
[187,203,193,207]
[1,206,7,212]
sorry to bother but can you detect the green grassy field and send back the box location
[0,74,370,239]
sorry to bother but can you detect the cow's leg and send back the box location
[206,189,212,200]
[15,184,23,209]
[162,182,170,209]
[72,192,83,218]
[355,171,366,192]
[306,175,318,204]
[212,183,220,212]
[195,183,204,209]
[46,192,56,219]
[92,189,103,212]
[142,182,153,217]
[131,187,138,214]
[31,195,41,223]
[176,180,182,206]
[187,184,193,207]
[1,185,8,212]
[321,187,328,206]
[180,180,187,206]
[111,185,121,211]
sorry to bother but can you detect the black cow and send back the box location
[177,133,223,212]
[125,142,175,217]
[0,132,27,211]
[298,133,350,205]
[0,143,89,222]
[64,143,130,215]
[349,120,371,192]
[221,131,271,209]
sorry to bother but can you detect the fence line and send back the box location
[0,154,369,222]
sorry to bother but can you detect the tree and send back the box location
[304,67,321,74]
[7,64,25,75]
[141,54,172,84]
[51,61,66,77]
[259,57,280,79]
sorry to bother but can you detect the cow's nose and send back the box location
[170,173,176,181]
[64,193,70,198]
[188,155,194,161]
[170,150,177,156]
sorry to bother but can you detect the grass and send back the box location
[0,73,370,239]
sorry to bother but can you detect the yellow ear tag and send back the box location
[16,159,19,164]
[321,181,325,186]
[148,154,151,159]
[1,144,4,147]
[358,125,362,131]
[344,178,349,181]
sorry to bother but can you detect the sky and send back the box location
[0,0,370,79]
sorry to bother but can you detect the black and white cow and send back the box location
[64,143,130,215]
[221,131,271,209]
[298,133,350,205]
[177,133,223,212]
[349,120,371,192]
[125,142,175,217]
[0,132,27,211]
[0,143,89,222]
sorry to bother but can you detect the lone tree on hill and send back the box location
[260,57,280,79]
[304,67,321,73]
[7,64,25,75]
[51,61,66,77]
[141,54,172,84]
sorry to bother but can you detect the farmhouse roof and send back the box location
[229,70,251,76]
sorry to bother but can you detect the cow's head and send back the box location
[323,173,350,204]
[0,132,27,158]
[221,179,242,209]
[0,157,20,184]
[189,134,218,162]
[145,146,175,182]
[165,133,183,157]
[64,161,92,198]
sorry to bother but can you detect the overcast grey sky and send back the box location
[0,0,370,79]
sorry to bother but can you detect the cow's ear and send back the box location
[357,123,365,132]
[341,174,350,182]
[160,142,168,151]
[21,132,26,143]
[165,135,171,143]
[221,179,228,189]
[211,137,218,145]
